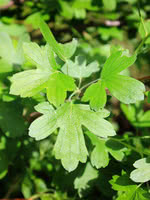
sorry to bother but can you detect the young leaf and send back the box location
[82,50,142,110]
[101,51,136,79]
[85,132,109,169]
[46,72,76,107]
[29,102,116,171]
[10,43,75,107]
[10,69,50,97]
[36,16,77,61]
[82,80,107,110]
[130,157,150,183]
[23,42,52,70]
[62,55,99,79]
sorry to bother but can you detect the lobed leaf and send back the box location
[36,16,77,61]
[62,55,99,79]
[29,102,116,171]
[130,157,150,183]
[82,80,107,110]
[101,50,136,79]
[105,74,145,104]
[46,72,76,107]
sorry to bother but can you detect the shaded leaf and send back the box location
[62,55,99,79]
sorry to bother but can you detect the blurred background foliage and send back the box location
[0,0,150,199]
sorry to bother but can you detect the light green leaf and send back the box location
[29,102,57,141]
[82,80,107,110]
[62,55,99,79]
[0,22,26,37]
[36,16,77,61]
[0,59,12,73]
[74,162,98,197]
[86,132,109,169]
[102,0,116,11]
[29,102,116,171]
[34,102,54,114]
[14,33,30,65]
[139,19,150,44]
[0,32,15,64]
[101,51,136,79]
[21,175,33,198]
[11,42,76,106]
[23,42,51,71]
[86,132,125,169]
[130,157,150,183]
[105,74,145,104]
[82,50,140,110]
[59,38,78,60]
[0,32,30,66]
[138,111,150,127]
[10,69,50,97]
[46,72,76,107]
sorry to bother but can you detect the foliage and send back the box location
[0,0,150,199]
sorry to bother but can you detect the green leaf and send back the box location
[0,102,26,137]
[36,16,77,61]
[10,69,50,97]
[82,80,107,110]
[0,32,30,65]
[62,55,99,79]
[105,139,125,161]
[139,19,150,44]
[59,38,78,60]
[147,91,150,103]
[110,173,136,192]
[0,59,12,73]
[21,175,33,198]
[29,102,58,140]
[23,42,52,71]
[11,42,76,106]
[110,172,150,200]
[0,22,27,37]
[83,50,142,110]
[98,27,123,41]
[46,72,76,107]
[121,104,150,127]
[14,33,30,65]
[105,74,145,104]
[86,132,125,169]
[29,102,116,171]
[101,51,136,79]
[130,157,150,183]
[102,0,116,11]
[0,151,8,179]
[74,162,98,197]
[85,131,109,169]
[0,32,15,64]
